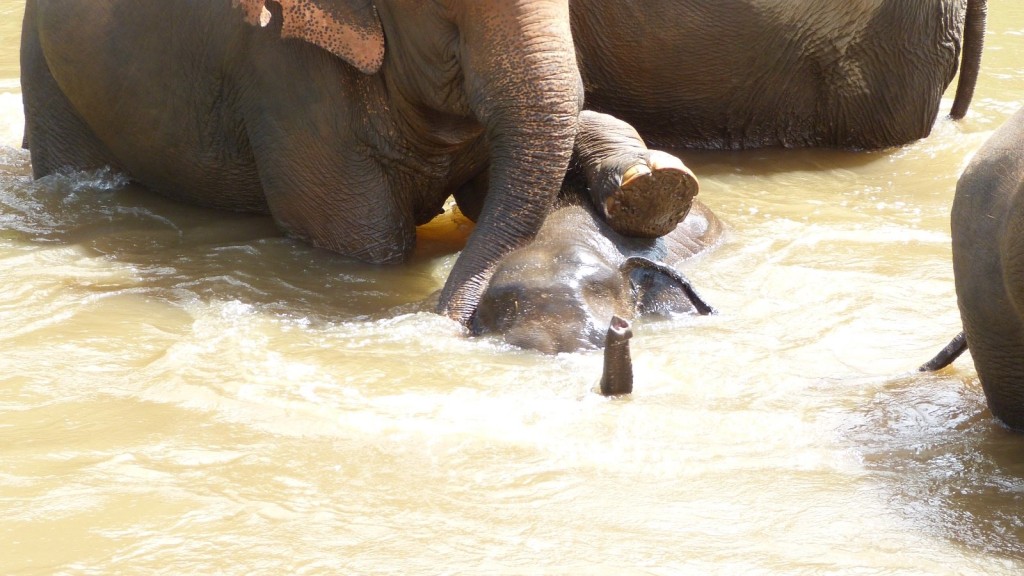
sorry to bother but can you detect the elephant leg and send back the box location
[20,1,121,178]
[238,58,420,265]
[572,111,698,238]
[265,166,416,265]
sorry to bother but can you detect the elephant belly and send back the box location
[33,1,269,212]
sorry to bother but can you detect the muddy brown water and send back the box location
[3,2,1024,573]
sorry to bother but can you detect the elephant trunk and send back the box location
[949,0,987,119]
[437,0,583,326]
[918,331,968,372]
[600,315,634,396]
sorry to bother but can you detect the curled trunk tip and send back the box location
[600,315,634,396]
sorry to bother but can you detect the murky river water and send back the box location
[3,2,1024,573]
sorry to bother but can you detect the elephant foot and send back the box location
[604,151,699,238]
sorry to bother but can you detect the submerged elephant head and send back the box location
[472,202,718,354]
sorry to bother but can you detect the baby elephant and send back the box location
[472,196,722,356]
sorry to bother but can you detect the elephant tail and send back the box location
[949,0,987,119]
[918,331,968,372]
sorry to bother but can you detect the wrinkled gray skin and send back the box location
[571,0,987,150]
[21,0,585,326]
[947,107,1024,431]
[474,197,722,355]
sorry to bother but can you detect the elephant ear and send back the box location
[622,256,715,317]
[233,0,385,75]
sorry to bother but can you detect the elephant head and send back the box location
[472,203,715,355]
[232,0,584,326]
[949,106,1024,431]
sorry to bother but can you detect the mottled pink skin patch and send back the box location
[233,0,268,25]
[232,0,385,74]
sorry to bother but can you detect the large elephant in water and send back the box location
[570,0,987,150]
[924,107,1024,431]
[20,0,590,326]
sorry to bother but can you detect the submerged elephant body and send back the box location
[950,107,1024,431]
[571,0,986,150]
[474,198,721,355]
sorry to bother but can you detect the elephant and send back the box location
[921,107,1024,431]
[19,0,596,327]
[472,116,721,356]
[569,0,987,150]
